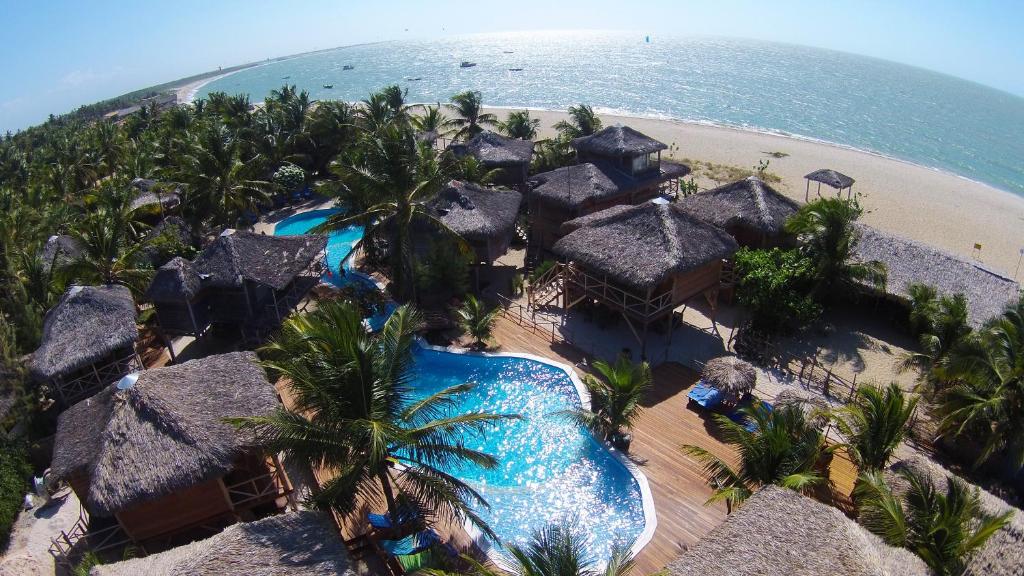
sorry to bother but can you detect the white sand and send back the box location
[486,107,1024,276]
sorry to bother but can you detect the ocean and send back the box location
[196,31,1024,196]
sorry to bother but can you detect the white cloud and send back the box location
[59,66,128,89]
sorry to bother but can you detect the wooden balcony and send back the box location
[51,349,142,405]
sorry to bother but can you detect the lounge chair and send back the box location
[378,529,440,557]
[368,506,421,532]
[687,380,724,409]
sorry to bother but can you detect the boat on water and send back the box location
[508,68,523,72]
[405,77,422,81]
[323,84,333,89]
[460,61,477,68]
[282,75,290,79]
[343,65,354,70]
[503,50,514,54]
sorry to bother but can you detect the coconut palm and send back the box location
[833,383,918,474]
[900,288,971,392]
[63,203,152,294]
[553,104,603,140]
[412,104,457,140]
[854,468,1012,576]
[566,356,651,447]
[453,155,499,185]
[449,91,497,141]
[784,197,886,299]
[305,100,357,176]
[683,401,833,509]
[232,302,515,538]
[935,296,1024,469]
[497,110,540,140]
[455,294,501,348]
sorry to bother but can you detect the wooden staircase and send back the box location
[527,262,565,309]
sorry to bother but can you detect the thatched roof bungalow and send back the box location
[50,352,293,559]
[887,455,1023,576]
[145,230,326,340]
[430,180,522,264]
[854,224,1020,327]
[537,202,737,352]
[667,486,930,576]
[677,176,800,247]
[451,131,535,187]
[528,125,690,251]
[91,512,353,576]
[39,234,84,274]
[30,285,141,405]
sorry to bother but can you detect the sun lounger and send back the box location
[687,380,723,409]
[368,506,420,531]
[379,529,440,557]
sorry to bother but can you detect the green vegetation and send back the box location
[677,157,782,184]
[455,294,501,348]
[449,91,497,141]
[566,356,651,450]
[733,247,821,333]
[900,283,972,392]
[834,383,918,474]
[497,110,541,140]
[0,440,32,549]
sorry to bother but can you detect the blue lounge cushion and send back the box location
[687,380,723,409]
[379,529,440,556]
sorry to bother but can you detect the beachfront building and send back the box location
[145,230,326,344]
[667,486,930,576]
[29,285,142,406]
[429,180,523,265]
[804,168,855,200]
[528,125,690,252]
[48,352,294,565]
[677,176,800,248]
[450,131,535,189]
[90,512,353,576]
[853,224,1021,327]
[530,202,738,354]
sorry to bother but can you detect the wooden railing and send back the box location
[526,262,565,309]
[49,506,132,568]
[735,329,859,401]
[53,350,142,405]
[561,265,675,321]
[497,294,565,343]
[226,457,293,509]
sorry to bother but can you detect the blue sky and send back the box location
[1,0,1021,131]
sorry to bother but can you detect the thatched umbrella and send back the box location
[701,356,757,396]
[804,168,855,200]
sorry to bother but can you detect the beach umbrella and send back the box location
[701,356,757,395]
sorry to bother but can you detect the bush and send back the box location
[528,260,555,284]
[142,221,196,267]
[0,440,32,549]
[272,163,306,193]
[734,247,821,333]
[416,240,471,300]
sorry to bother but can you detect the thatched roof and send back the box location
[91,511,355,576]
[30,285,138,382]
[464,131,534,166]
[773,387,831,427]
[146,230,326,302]
[805,168,855,189]
[854,224,1020,327]
[701,356,757,395]
[667,486,930,576]
[140,216,193,268]
[554,202,738,291]
[129,178,182,212]
[888,455,1024,576]
[531,161,690,210]
[50,352,278,517]
[572,125,667,156]
[431,181,522,241]
[39,234,83,273]
[677,177,800,236]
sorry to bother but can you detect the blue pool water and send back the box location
[408,346,648,563]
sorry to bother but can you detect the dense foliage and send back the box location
[733,247,821,332]
[0,440,32,548]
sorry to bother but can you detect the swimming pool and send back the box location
[410,344,655,565]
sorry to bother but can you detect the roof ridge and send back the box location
[748,178,773,228]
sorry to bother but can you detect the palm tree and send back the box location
[935,296,1024,469]
[63,202,152,293]
[683,402,833,510]
[455,294,500,348]
[854,468,1012,576]
[566,356,651,449]
[834,383,918,474]
[907,282,940,336]
[412,104,457,140]
[497,111,540,140]
[314,123,457,302]
[784,197,886,300]
[428,521,635,576]
[453,155,499,185]
[304,100,357,177]
[900,288,971,393]
[233,302,516,537]
[449,91,497,141]
[553,105,603,140]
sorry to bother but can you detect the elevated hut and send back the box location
[804,168,855,200]
[854,224,1020,327]
[91,511,354,576]
[49,352,293,563]
[145,230,326,341]
[451,131,535,188]
[129,178,182,216]
[39,234,84,274]
[667,486,929,576]
[30,285,141,405]
[528,125,689,251]
[534,202,737,354]
[677,176,800,248]
[429,180,523,264]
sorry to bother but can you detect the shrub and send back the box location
[528,260,555,284]
[272,163,305,193]
[734,247,821,333]
[416,240,470,299]
[0,440,32,549]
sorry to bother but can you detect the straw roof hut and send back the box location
[39,234,84,273]
[185,231,326,294]
[430,181,522,264]
[701,356,757,395]
[805,169,855,190]
[531,161,690,211]
[572,125,668,156]
[91,511,354,576]
[129,178,182,213]
[677,176,800,247]
[554,202,738,292]
[463,131,534,167]
[887,455,1024,576]
[667,486,930,576]
[50,351,279,518]
[854,224,1020,327]
[30,285,138,386]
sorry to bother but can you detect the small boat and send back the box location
[405,77,422,81]
[343,65,354,70]
[282,75,290,79]
[503,50,514,54]
[508,68,523,72]
[460,61,476,68]
[323,84,333,89]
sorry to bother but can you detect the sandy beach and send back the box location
[482,107,1024,276]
